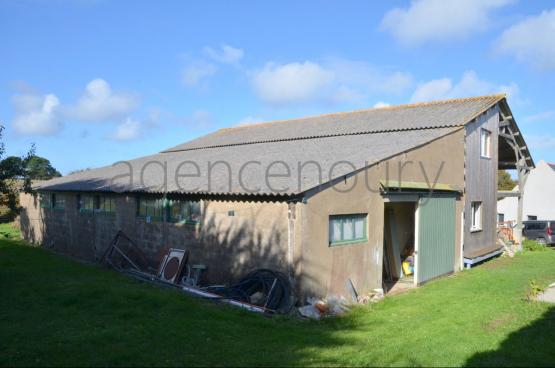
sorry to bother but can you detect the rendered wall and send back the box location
[297,128,466,299]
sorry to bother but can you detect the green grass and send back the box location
[1,226,555,367]
[0,222,20,240]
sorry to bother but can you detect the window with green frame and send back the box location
[168,199,201,224]
[78,194,95,212]
[39,193,52,209]
[52,193,65,210]
[329,214,367,246]
[137,197,165,221]
[97,195,116,214]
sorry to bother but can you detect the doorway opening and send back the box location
[383,201,417,294]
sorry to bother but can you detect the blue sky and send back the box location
[1,0,555,174]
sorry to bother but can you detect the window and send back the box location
[52,193,65,210]
[97,196,116,214]
[168,200,201,224]
[480,129,491,158]
[527,215,538,221]
[498,213,505,223]
[39,193,52,209]
[78,195,95,212]
[471,202,482,231]
[137,197,165,221]
[329,214,367,246]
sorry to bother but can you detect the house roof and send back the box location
[163,94,503,152]
[36,94,508,197]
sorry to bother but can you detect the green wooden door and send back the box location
[416,196,456,284]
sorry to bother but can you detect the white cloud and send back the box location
[410,70,518,102]
[381,0,513,46]
[69,79,138,122]
[326,58,413,103]
[234,116,264,127]
[110,117,141,141]
[11,92,62,135]
[496,9,555,70]
[181,61,217,87]
[251,61,334,105]
[373,101,391,108]
[250,59,412,106]
[203,44,244,65]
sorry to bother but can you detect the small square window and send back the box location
[137,197,165,221]
[471,202,482,232]
[52,193,65,210]
[480,129,491,158]
[168,199,201,224]
[97,196,116,214]
[78,195,95,212]
[40,193,52,209]
[329,214,367,246]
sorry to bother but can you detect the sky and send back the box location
[1,0,555,175]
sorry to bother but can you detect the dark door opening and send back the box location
[383,202,416,294]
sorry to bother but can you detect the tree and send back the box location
[25,155,61,180]
[498,170,517,191]
[0,156,24,178]
[0,125,35,212]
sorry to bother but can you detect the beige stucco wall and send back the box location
[297,128,466,299]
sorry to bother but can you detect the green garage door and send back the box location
[417,196,456,284]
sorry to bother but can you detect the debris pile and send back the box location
[204,269,294,313]
[356,288,385,304]
[101,231,294,315]
[298,296,350,320]
[298,288,385,320]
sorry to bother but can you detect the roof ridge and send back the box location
[218,93,507,133]
[162,125,463,153]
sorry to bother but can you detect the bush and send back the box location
[525,279,545,301]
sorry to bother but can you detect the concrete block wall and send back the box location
[19,192,291,286]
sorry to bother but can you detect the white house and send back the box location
[498,160,555,222]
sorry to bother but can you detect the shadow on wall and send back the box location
[19,193,315,297]
[171,201,315,296]
[465,305,555,367]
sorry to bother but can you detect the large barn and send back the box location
[19,94,533,300]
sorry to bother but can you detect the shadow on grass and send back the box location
[0,238,355,367]
[465,305,555,367]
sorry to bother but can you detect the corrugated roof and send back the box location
[36,127,461,195]
[36,94,506,196]
[163,94,504,152]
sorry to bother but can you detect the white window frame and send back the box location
[471,201,482,232]
[480,129,492,158]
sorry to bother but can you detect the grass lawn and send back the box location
[1,222,555,367]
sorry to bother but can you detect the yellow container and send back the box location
[402,261,413,275]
